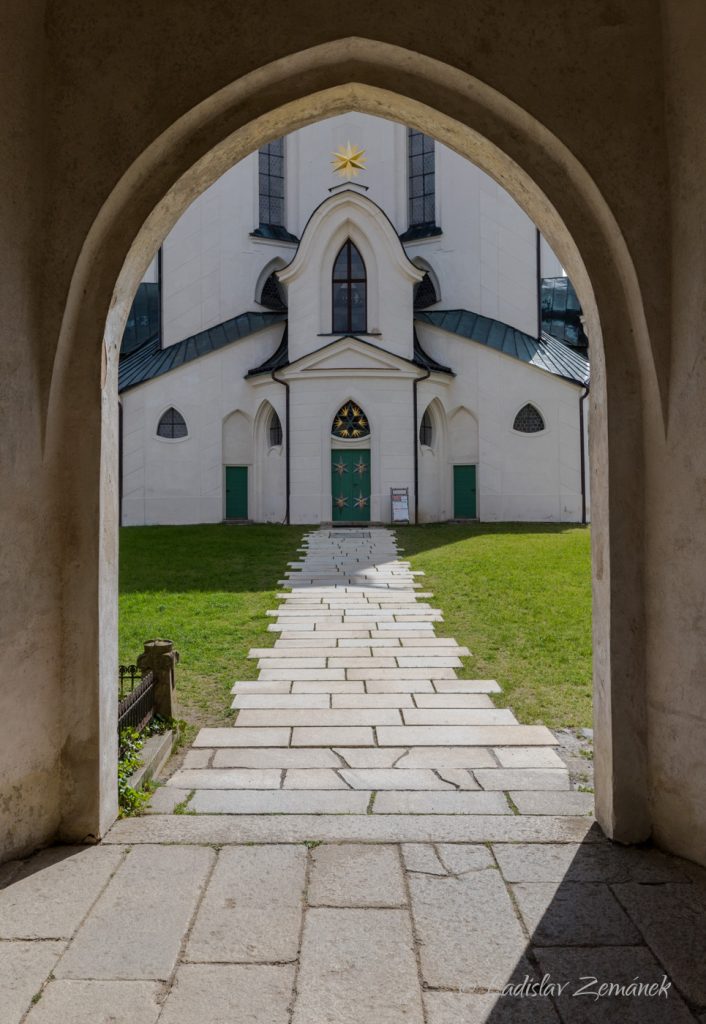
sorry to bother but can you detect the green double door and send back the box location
[453,464,477,519]
[225,465,248,519]
[331,450,371,522]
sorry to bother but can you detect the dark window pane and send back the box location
[419,409,433,446]
[410,197,424,223]
[423,151,435,173]
[349,244,365,278]
[332,401,370,439]
[332,283,349,331]
[157,407,188,439]
[333,247,348,279]
[513,403,545,433]
[409,130,423,155]
[269,411,283,446]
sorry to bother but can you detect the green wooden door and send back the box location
[225,466,248,519]
[453,464,477,519]
[331,450,371,522]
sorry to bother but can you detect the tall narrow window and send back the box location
[332,240,367,334]
[419,408,433,447]
[408,129,436,228]
[157,407,188,439]
[258,138,284,228]
[269,410,283,447]
[513,404,545,433]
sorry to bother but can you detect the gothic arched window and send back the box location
[259,271,287,311]
[332,240,367,334]
[269,410,283,447]
[419,408,433,447]
[513,403,545,433]
[332,402,370,439]
[414,272,438,309]
[156,407,188,439]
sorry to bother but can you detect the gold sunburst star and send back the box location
[333,459,347,476]
[335,495,349,509]
[332,142,367,180]
[354,459,367,475]
[354,493,369,509]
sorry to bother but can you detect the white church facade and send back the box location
[119,114,590,526]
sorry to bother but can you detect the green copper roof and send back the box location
[118,311,287,392]
[415,309,590,386]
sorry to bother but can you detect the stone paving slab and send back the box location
[423,991,561,1023]
[402,708,518,725]
[334,747,406,767]
[0,845,124,939]
[474,768,570,790]
[159,964,296,1024]
[433,679,502,692]
[292,908,423,1024]
[413,693,495,708]
[54,846,214,981]
[235,708,402,727]
[292,726,375,746]
[212,748,341,769]
[308,844,407,907]
[194,727,291,747]
[105,815,600,844]
[374,791,511,814]
[512,880,642,946]
[186,846,306,962]
[377,725,557,746]
[189,789,371,814]
[340,768,456,790]
[491,842,693,883]
[291,679,366,693]
[231,694,330,709]
[510,790,594,815]
[331,693,414,707]
[168,768,283,789]
[395,747,498,768]
[0,940,66,1024]
[284,768,349,789]
[493,746,567,768]
[24,980,163,1024]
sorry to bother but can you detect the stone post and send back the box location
[137,639,179,720]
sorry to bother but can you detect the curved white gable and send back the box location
[278,188,423,363]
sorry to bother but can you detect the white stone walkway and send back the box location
[3,529,704,1022]
[153,527,592,822]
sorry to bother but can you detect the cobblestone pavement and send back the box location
[2,529,705,1022]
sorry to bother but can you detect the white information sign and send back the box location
[391,487,410,523]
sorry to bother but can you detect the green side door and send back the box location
[331,450,371,522]
[453,464,477,519]
[225,465,248,519]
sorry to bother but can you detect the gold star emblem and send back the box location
[333,459,347,476]
[335,495,349,509]
[354,459,367,476]
[354,493,369,509]
[332,142,367,180]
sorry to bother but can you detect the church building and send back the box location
[119,113,590,526]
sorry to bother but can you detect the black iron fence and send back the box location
[118,664,155,733]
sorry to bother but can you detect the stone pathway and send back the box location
[153,528,591,822]
[2,528,705,1023]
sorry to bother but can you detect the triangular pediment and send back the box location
[281,336,418,379]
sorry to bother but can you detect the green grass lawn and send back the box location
[119,521,592,735]
[119,525,304,731]
[396,524,592,728]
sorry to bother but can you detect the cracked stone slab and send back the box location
[308,844,407,907]
[401,844,448,874]
[340,768,456,790]
[24,980,163,1024]
[334,747,406,767]
[435,768,479,789]
[186,846,306,962]
[212,747,341,768]
[436,844,495,874]
[160,964,295,1024]
[0,941,65,1024]
[54,846,214,981]
[292,908,423,1024]
[0,846,124,939]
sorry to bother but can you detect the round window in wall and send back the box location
[513,403,545,433]
[332,402,370,439]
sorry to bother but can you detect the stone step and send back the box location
[377,725,558,747]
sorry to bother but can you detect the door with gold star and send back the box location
[331,450,371,522]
